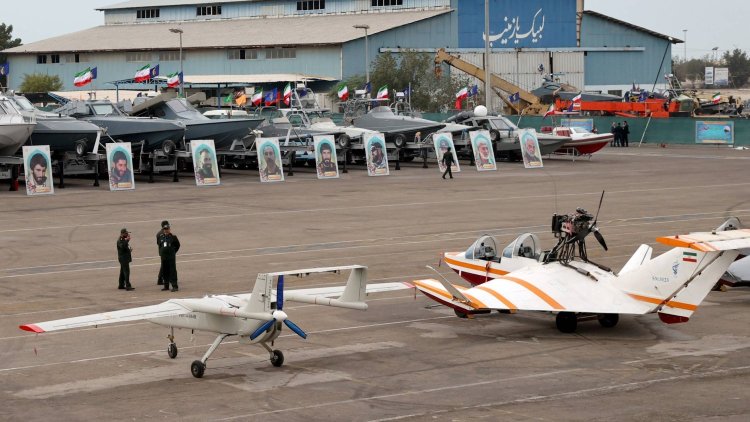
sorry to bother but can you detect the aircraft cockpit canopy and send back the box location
[465,235,499,261]
[502,233,542,260]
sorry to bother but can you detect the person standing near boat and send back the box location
[621,121,630,147]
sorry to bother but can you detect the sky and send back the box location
[3,0,749,60]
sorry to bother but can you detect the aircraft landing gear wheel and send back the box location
[556,312,577,333]
[454,309,468,319]
[597,313,619,328]
[191,360,205,378]
[270,349,284,367]
[167,343,178,359]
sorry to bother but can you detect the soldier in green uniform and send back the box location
[117,228,134,291]
[158,222,181,292]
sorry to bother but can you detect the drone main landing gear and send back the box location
[555,312,620,333]
[260,342,285,367]
[190,333,230,378]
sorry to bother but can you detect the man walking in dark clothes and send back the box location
[610,122,617,147]
[117,228,135,291]
[441,147,454,179]
[621,121,630,147]
[158,222,181,292]
[156,220,168,285]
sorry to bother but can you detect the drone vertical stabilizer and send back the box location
[242,273,274,314]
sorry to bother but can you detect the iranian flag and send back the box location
[134,64,151,82]
[543,103,556,118]
[73,67,96,87]
[283,83,292,105]
[454,87,468,109]
[337,85,349,101]
[166,72,181,88]
[712,93,721,104]
[251,87,263,106]
[376,85,388,100]
[682,251,698,263]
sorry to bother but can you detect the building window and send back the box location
[159,51,185,61]
[136,8,160,19]
[65,53,88,63]
[371,0,402,6]
[197,5,222,16]
[51,54,60,64]
[227,49,258,60]
[126,52,151,62]
[36,55,47,64]
[266,48,296,59]
[297,0,325,10]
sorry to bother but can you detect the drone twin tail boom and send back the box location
[20,265,409,378]
[413,220,750,333]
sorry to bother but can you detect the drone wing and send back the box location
[20,300,190,333]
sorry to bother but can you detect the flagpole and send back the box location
[484,0,491,111]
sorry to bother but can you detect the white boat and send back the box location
[0,94,35,156]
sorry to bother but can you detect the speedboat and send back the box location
[446,106,569,160]
[8,94,101,155]
[55,100,186,153]
[0,94,35,156]
[254,107,341,141]
[351,106,444,147]
[542,126,613,155]
[130,94,264,150]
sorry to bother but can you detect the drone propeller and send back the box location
[589,191,607,250]
[248,275,307,341]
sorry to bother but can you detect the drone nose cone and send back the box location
[272,310,288,321]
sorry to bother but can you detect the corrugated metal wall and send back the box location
[581,13,673,92]
[104,0,451,24]
[449,51,584,94]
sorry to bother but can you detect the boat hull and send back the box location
[0,121,35,156]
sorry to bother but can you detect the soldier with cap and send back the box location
[156,220,169,285]
[117,228,134,291]
[157,222,181,292]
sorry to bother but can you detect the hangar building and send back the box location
[2,0,680,106]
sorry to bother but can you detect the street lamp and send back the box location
[682,29,687,61]
[353,24,370,91]
[711,46,719,63]
[169,28,184,97]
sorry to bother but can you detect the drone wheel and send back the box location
[597,313,619,328]
[555,312,577,333]
[191,360,205,378]
[454,309,468,319]
[271,349,284,367]
[167,343,178,359]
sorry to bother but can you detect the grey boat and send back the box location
[349,106,445,147]
[8,94,102,154]
[55,100,186,153]
[446,110,569,160]
[0,94,35,156]
[129,93,264,150]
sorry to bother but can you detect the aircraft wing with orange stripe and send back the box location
[656,229,750,252]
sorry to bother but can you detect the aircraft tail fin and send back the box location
[617,220,749,322]
[619,244,653,274]
[339,266,367,304]
[412,279,477,312]
[242,273,274,314]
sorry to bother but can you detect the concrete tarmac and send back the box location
[1,145,749,421]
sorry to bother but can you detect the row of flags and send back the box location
[67,64,184,88]
[226,82,298,107]
[335,82,412,102]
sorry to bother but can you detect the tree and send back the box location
[0,23,22,87]
[19,73,63,92]
[329,50,472,112]
[722,48,750,88]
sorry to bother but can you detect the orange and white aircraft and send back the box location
[414,217,750,333]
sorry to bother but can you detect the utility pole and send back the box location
[484,0,491,111]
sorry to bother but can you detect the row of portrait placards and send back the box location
[20,129,544,196]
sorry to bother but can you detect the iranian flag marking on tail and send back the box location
[682,251,698,263]
[337,85,349,101]
[283,83,292,105]
[251,87,263,106]
[134,64,151,82]
[376,85,388,100]
[712,93,721,104]
[167,72,181,88]
[73,67,94,87]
